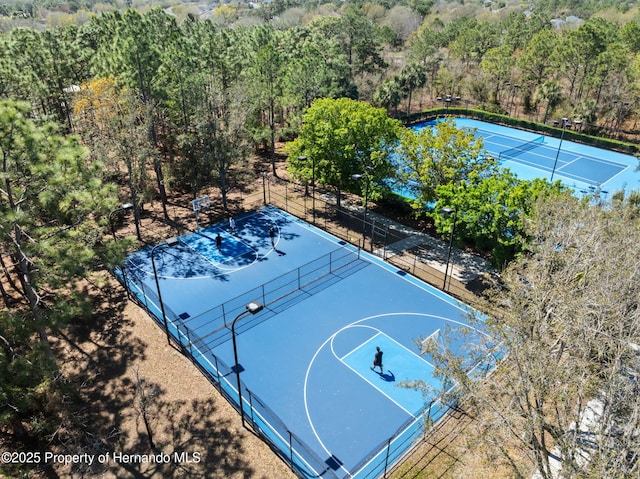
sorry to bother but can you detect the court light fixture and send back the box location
[231,300,265,428]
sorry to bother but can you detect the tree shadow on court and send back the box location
[233,210,301,253]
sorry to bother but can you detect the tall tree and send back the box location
[373,78,402,115]
[309,7,387,85]
[91,9,169,221]
[480,45,516,107]
[394,118,490,209]
[0,99,118,442]
[279,26,351,124]
[246,26,285,177]
[419,194,640,478]
[397,62,427,115]
[72,77,150,241]
[536,79,562,124]
[448,20,499,67]
[286,98,402,208]
[516,29,558,89]
[191,83,252,212]
[554,18,617,101]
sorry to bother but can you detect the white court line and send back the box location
[331,326,419,419]
[422,328,440,349]
[180,230,260,274]
[185,339,322,478]
[598,164,630,187]
[339,331,382,361]
[304,312,488,478]
[572,154,629,168]
[264,207,477,316]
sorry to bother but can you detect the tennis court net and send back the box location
[498,135,545,160]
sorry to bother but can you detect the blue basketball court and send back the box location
[119,206,493,479]
[414,118,640,198]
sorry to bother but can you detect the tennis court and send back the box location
[119,206,494,479]
[414,118,640,197]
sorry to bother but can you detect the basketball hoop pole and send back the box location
[192,196,210,230]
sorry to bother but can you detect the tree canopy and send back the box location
[0,99,119,443]
[286,97,403,207]
[419,193,640,478]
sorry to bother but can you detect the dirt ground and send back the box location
[46,277,298,479]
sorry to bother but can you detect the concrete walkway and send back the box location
[344,201,493,284]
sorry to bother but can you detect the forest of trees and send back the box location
[1,1,639,478]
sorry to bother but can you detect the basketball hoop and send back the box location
[192,196,210,228]
[192,195,210,212]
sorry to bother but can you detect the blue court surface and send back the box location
[119,206,494,479]
[414,118,640,197]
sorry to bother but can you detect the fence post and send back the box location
[324,203,328,230]
[383,227,388,259]
[346,210,351,240]
[248,390,254,427]
[267,175,271,204]
[289,431,294,470]
[185,325,192,356]
[262,173,267,205]
[370,218,376,252]
[222,303,227,328]
[383,438,392,478]
[214,355,221,386]
[303,194,307,221]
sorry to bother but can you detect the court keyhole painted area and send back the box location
[341,331,437,418]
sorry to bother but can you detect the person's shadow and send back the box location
[377,370,395,382]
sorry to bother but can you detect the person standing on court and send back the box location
[269,226,275,246]
[216,233,222,250]
[371,346,383,373]
[229,216,236,233]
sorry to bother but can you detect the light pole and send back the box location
[300,155,316,224]
[550,117,570,182]
[262,172,267,205]
[351,173,370,249]
[151,237,179,346]
[109,203,134,241]
[441,207,458,291]
[231,301,264,428]
[109,203,134,297]
[312,156,316,224]
[612,99,630,136]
